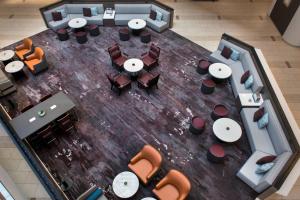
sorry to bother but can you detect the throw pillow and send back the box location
[253,107,265,122]
[230,48,240,61]
[52,12,62,21]
[221,46,232,59]
[256,155,277,165]
[156,11,163,21]
[255,162,274,174]
[86,188,103,200]
[149,10,157,20]
[258,113,269,129]
[57,8,67,18]
[83,8,92,17]
[244,75,254,89]
[91,7,98,16]
[240,70,250,84]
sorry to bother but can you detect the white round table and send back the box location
[141,198,157,200]
[68,18,87,29]
[112,171,139,199]
[128,19,146,35]
[209,63,232,81]
[5,61,25,79]
[213,118,242,143]
[0,50,15,65]
[124,58,144,79]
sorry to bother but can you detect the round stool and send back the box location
[89,24,100,36]
[189,116,205,134]
[119,28,130,41]
[211,104,229,120]
[57,28,69,41]
[75,31,88,44]
[140,31,151,43]
[207,144,225,163]
[197,59,211,74]
[201,79,216,94]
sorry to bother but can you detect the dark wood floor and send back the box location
[1,27,257,200]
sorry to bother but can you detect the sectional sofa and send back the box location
[41,2,172,32]
[210,37,293,193]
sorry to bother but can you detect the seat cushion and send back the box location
[16,49,30,60]
[48,16,70,30]
[209,50,236,66]
[128,159,153,184]
[138,73,153,86]
[240,108,276,155]
[115,14,149,25]
[142,55,156,66]
[25,59,41,71]
[115,4,151,14]
[153,185,179,200]
[115,75,130,87]
[230,62,251,97]
[146,18,168,32]
[114,56,127,67]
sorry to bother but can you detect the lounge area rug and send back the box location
[1,27,257,200]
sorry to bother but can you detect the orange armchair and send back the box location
[153,169,191,200]
[15,38,33,60]
[128,145,162,184]
[24,47,48,75]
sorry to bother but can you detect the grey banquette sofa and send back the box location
[114,4,170,32]
[42,3,171,32]
[210,39,292,193]
[43,4,104,30]
[209,39,264,98]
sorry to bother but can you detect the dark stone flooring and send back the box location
[0,27,257,200]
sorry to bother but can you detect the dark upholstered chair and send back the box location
[39,93,52,103]
[88,24,100,36]
[128,145,162,185]
[197,59,211,74]
[141,31,151,43]
[137,72,160,94]
[108,44,128,71]
[15,38,34,60]
[201,79,216,94]
[20,104,34,113]
[189,116,205,134]
[106,73,131,95]
[75,31,88,44]
[141,44,160,71]
[24,47,48,75]
[207,144,225,163]
[57,113,75,134]
[38,124,57,145]
[57,28,69,41]
[153,170,191,200]
[119,28,130,41]
[211,104,229,120]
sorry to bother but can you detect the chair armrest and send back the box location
[130,152,143,164]
[155,176,169,190]
[25,54,37,61]
[15,44,25,51]
[147,166,158,180]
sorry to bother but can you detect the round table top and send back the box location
[209,63,232,79]
[124,58,144,73]
[141,198,157,200]
[113,171,139,198]
[68,18,87,29]
[5,61,24,73]
[0,50,15,61]
[213,118,242,143]
[128,19,146,30]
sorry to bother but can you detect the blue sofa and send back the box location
[76,186,107,200]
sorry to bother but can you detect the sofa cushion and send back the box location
[86,188,103,200]
[255,162,274,174]
[115,4,151,14]
[258,113,269,129]
[240,70,250,84]
[256,155,277,165]
[244,75,254,89]
[209,50,236,66]
[230,48,240,61]
[115,14,149,25]
[151,4,170,22]
[156,11,163,21]
[240,108,276,155]
[48,16,70,30]
[253,107,264,122]
[44,5,66,22]
[229,62,251,97]
[66,4,104,14]
[150,10,157,20]
[218,39,249,55]
[221,46,232,59]
[52,12,62,21]
[57,8,67,18]
[262,100,292,154]
[83,8,92,17]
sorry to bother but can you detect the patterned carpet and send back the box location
[1,27,257,200]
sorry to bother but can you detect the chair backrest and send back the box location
[149,74,160,87]
[167,170,191,199]
[24,38,33,49]
[150,44,160,57]
[108,44,120,55]
[35,47,45,60]
[57,113,74,132]
[37,124,53,138]
[141,145,162,169]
